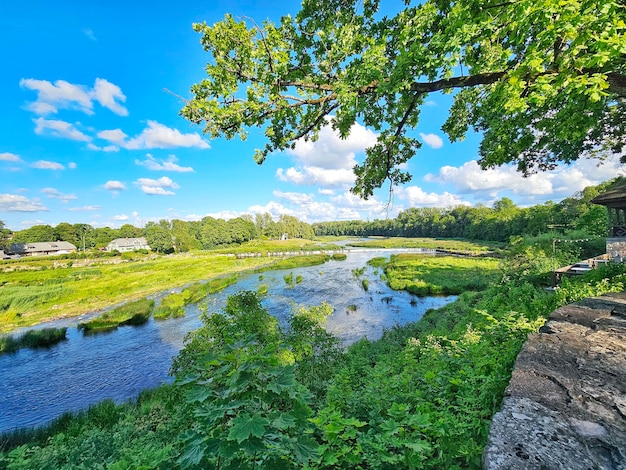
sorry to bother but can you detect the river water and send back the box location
[0,250,455,433]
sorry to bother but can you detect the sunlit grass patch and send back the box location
[78,298,154,332]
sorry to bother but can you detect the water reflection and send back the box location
[0,250,454,433]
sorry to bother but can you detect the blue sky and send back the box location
[0,1,622,232]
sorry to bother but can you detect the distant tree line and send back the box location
[1,178,619,255]
[0,214,314,254]
[313,181,617,242]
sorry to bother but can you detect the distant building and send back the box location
[9,241,77,257]
[106,237,151,252]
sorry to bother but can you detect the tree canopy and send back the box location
[182,0,626,198]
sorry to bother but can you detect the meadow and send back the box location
[0,239,340,333]
[347,237,505,254]
[375,253,502,296]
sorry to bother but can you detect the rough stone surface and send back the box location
[483,292,626,470]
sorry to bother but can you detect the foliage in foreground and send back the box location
[2,264,625,468]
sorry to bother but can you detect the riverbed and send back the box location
[0,250,455,433]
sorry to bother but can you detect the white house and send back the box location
[106,237,151,252]
[9,241,77,257]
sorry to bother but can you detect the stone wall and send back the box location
[483,292,626,469]
[607,238,626,261]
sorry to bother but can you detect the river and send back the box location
[0,250,455,433]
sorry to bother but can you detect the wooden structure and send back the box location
[591,181,626,237]
[591,181,626,261]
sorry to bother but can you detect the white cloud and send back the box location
[288,121,377,169]
[135,154,194,172]
[97,128,128,144]
[318,188,335,196]
[91,78,128,116]
[395,185,470,207]
[68,162,77,169]
[41,187,78,203]
[0,152,22,162]
[425,158,624,204]
[276,121,377,189]
[20,77,127,116]
[134,176,179,195]
[33,117,91,142]
[112,214,129,221]
[88,143,119,152]
[419,132,444,149]
[276,166,356,187]
[20,78,92,115]
[68,205,101,211]
[104,180,127,191]
[0,194,48,212]
[124,121,209,149]
[273,190,315,206]
[31,160,65,170]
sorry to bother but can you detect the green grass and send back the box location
[78,298,155,332]
[331,253,347,261]
[154,275,239,320]
[0,251,287,333]
[0,327,68,354]
[348,237,504,254]
[382,253,501,296]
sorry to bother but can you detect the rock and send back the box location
[483,292,626,470]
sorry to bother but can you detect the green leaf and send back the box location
[292,436,320,463]
[177,437,206,468]
[228,414,270,443]
[404,439,432,453]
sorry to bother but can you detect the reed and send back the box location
[78,298,154,332]
[0,327,67,354]
[331,253,347,261]
[154,275,238,320]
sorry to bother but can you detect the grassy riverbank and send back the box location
[348,236,505,254]
[0,241,338,333]
[2,264,624,468]
[375,253,502,295]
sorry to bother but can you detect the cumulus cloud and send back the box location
[395,185,470,207]
[20,77,127,116]
[122,121,209,149]
[91,78,128,116]
[0,194,48,212]
[0,152,22,162]
[68,162,77,169]
[276,121,377,189]
[41,187,78,203]
[33,117,91,142]
[104,180,127,192]
[112,214,129,221]
[419,132,444,149]
[134,176,179,195]
[424,158,624,204]
[32,160,65,170]
[135,154,194,172]
[276,166,356,187]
